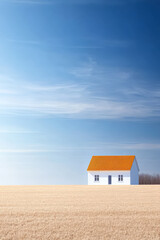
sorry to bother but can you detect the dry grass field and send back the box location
[0,186,159,240]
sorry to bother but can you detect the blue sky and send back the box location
[0,0,160,184]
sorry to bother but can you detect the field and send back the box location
[0,186,159,240]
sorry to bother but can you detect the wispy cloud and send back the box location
[0,70,160,119]
[7,39,40,46]
[70,58,96,78]
[0,129,37,134]
[6,38,131,50]
[1,141,160,154]
[70,58,133,80]
[98,142,160,150]
[0,149,54,153]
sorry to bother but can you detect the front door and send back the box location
[108,175,112,185]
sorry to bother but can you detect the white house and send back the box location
[87,155,139,185]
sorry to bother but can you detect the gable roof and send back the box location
[87,155,135,171]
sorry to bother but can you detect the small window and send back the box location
[118,175,123,182]
[95,175,99,182]
[121,175,123,181]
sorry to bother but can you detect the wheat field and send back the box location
[0,186,159,240]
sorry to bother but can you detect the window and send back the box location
[121,175,123,181]
[118,175,123,182]
[118,175,121,181]
[95,175,99,182]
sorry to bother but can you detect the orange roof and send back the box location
[87,155,135,171]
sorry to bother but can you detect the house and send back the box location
[87,155,139,185]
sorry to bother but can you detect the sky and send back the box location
[0,0,160,184]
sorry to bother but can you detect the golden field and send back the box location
[0,186,159,240]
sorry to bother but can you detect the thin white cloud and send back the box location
[99,142,160,150]
[70,58,96,78]
[70,58,132,80]
[0,129,37,134]
[5,37,131,50]
[0,72,160,119]
[0,149,54,153]
[124,143,160,150]
[1,142,160,154]
[0,89,16,94]
[7,39,40,46]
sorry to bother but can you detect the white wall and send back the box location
[130,158,139,185]
[88,171,130,185]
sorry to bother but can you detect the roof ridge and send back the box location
[92,156,136,158]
